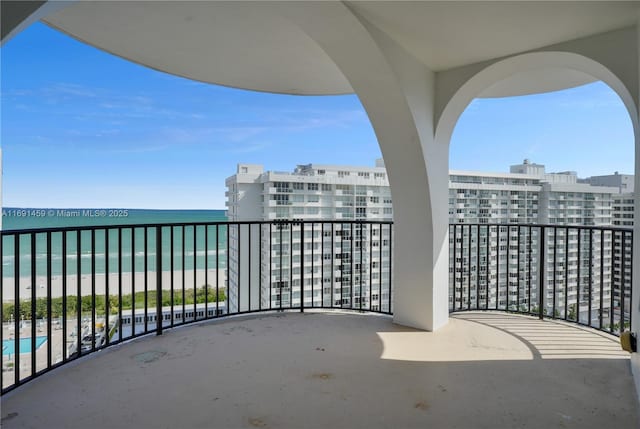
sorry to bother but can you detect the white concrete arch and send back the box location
[435,50,639,153]
[435,49,640,325]
[277,2,449,331]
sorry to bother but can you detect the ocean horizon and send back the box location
[2,208,228,278]
[2,207,226,230]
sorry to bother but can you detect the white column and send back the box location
[279,2,449,330]
[630,17,640,401]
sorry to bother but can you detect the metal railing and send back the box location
[449,223,632,336]
[1,220,633,395]
[0,220,393,394]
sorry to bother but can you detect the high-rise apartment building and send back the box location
[226,160,631,324]
[450,160,621,321]
[225,161,393,312]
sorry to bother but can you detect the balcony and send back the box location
[0,221,638,427]
[4,0,640,421]
[1,311,636,428]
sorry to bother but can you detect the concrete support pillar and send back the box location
[279,2,450,331]
[359,19,450,331]
[630,17,640,402]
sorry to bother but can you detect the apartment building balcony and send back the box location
[4,1,640,426]
[267,187,293,194]
[267,200,293,207]
[1,220,637,428]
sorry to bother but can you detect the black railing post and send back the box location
[588,229,593,327]
[91,229,96,352]
[452,224,457,310]
[46,231,52,366]
[528,226,532,314]
[388,224,392,313]
[14,235,20,387]
[300,221,304,313]
[621,232,627,335]
[629,231,633,330]
[467,225,472,310]
[156,227,163,335]
[599,229,604,330]
[104,230,110,345]
[538,226,545,320]
[30,233,36,376]
[517,226,521,313]
[564,227,569,320]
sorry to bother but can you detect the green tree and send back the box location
[2,303,14,322]
[568,304,577,320]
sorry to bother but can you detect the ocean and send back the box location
[2,208,227,278]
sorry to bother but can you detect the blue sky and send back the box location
[1,23,634,209]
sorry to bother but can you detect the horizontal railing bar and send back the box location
[0,219,395,236]
[448,223,633,233]
[3,221,632,237]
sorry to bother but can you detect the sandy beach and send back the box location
[1,268,228,390]
[2,269,226,301]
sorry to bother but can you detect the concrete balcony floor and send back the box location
[1,311,638,429]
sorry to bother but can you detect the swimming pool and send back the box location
[2,337,47,355]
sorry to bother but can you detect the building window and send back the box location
[308,183,319,191]
[274,182,290,192]
[271,194,290,203]
[336,184,352,193]
[322,184,332,191]
[293,182,304,190]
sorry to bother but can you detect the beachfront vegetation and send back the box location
[2,284,225,322]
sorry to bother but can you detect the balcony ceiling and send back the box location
[43,1,638,96]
